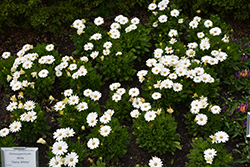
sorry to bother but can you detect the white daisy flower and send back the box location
[112,93,122,102]
[94,16,104,26]
[49,155,62,167]
[52,141,68,155]
[170,9,180,17]
[209,27,222,36]
[72,19,83,29]
[68,95,79,105]
[104,109,115,117]
[53,128,66,141]
[54,101,65,111]
[100,125,112,137]
[190,107,200,114]
[130,109,141,118]
[116,88,126,95]
[110,22,121,29]
[26,111,37,122]
[90,51,99,59]
[149,156,163,167]
[87,112,98,127]
[158,15,168,23]
[148,3,157,10]
[187,42,198,49]
[0,128,9,137]
[24,100,36,111]
[140,102,151,111]
[20,112,28,121]
[168,29,178,37]
[189,20,198,29]
[77,102,88,111]
[22,60,33,69]
[195,113,208,126]
[100,113,111,124]
[129,88,140,97]
[46,44,54,51]
[161,79,173,89]
[69,64,77,71]
[197,32,205,38]
[38,69,49,78]
[12,82,22,91]
[64,127,75,138]
[64,89,73,97]
[6,101,18,112]
[9,121,22,132]
[83,89,92,97]
[152,92,162,100]
[131,17,140,24]
[132,98,142,109]
[65,152,79,167]
[204,148,217,159]
[84,43,94,51]
[144,111,156,122]
[90,91,102,101]
[204,20,213,28]
[87,138,100,149]
[2,52,11,59]
[103,41,112,49]
[173,83,183,92]
[214,131,229,143]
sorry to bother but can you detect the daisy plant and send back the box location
[132,108,181,155]
[104,83,141,123]
[235,140,250,163]
[184,95,223,138]
[56,55,103,95]
[47,127,88,167]
[86,114,131,164]
[8,43,60,99]
[5,97,50,143]
[71,15,151,81]
[146,1,188,44]
[55,89,101,133]
[186,131,233,166]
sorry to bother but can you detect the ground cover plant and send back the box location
[1,0,250,167]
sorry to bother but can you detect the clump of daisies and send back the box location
[48,127,88,167]
[55,89,101,133]
[7,43,60,99]
[132,108,181,155]
[187,131,232,166]
[184,95,223,138]
[55,55,103,95]
[146,0,187,43]
[86,111,131,164]
[105,83,143,122]
[70,14,151,82]
[5,95,49,143]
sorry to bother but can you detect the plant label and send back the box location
[1,147,38,167]
[247,112,250,138]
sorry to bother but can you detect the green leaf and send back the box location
[173,141,182,150]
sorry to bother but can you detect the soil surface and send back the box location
[0,7,250,167]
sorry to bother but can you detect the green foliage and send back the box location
[58,58,104,94]
[71,19,151,81]
[133,110,181,155]
[10,101,50,143]
[221,97,248,139]
[87,117,131,164]
[186,137,233,167]
[104,87,134,123]
[171,0,250,20]
[8,43,61,99]
[235,140,250,163]
[56,92,101,133]
[90,157,106,167]
[0,0,151,35]
[0,136,18,165]
[0,55,15,88]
